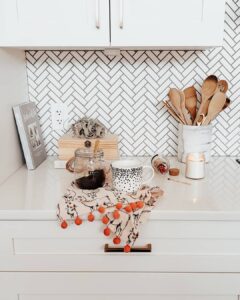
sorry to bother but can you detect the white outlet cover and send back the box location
[51,103,68,131]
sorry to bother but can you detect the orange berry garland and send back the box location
[116,202,123,210]
[124,244,131,253]
[113,236,121,245]
[124,205,132,213]
[61,220,68,229]
[60,196,147,253]
[137,201,144,209]
[98,206,105,214]
[103,227,111,236]
[88,213,95,222]
[74,216,82,226]
[113,210,120,219]
[102,215,109,225]
[130,202,137,211]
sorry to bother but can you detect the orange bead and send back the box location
[124,205,132,213]
[130,202,137,210]
[61,220,68,229]
[88,213,95,222]
[124,244,131,253]
[113,210,120,219]
[102,216,109,225]
[74,216,82,226]
[104,227,111,236]
[98,206,105,214]
[137,201,144,209]
[113,236,121,245]
[116,202,123,210]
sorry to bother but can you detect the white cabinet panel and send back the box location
[0,273,238,299]
[110,0,226,48]
[19,296,237,300]
[0,0,226,48]
[0,0,110,47]
[2,220,240,272]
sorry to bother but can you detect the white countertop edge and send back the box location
[1,156,240,221]
[1,210,240,221]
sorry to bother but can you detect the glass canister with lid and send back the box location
[66,140,106,189]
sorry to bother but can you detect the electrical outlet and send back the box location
[51,103,68,130]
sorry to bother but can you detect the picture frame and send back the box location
[13,102,47,170]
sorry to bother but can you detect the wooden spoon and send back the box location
[216,80,228,94]
[222,98,231,110]
[184,86,197,122]
[196,113,206,126]
[193,75,218,125]
[179,90,192,125]
[168,88,186,124]
[202,92,226,125]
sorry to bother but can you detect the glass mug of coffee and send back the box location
[111,159,154,193]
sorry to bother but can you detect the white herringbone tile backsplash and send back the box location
[26,0,240,157]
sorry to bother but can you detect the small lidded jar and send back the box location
[66,141,106,189]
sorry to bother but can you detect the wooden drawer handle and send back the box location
[104,243,152,253]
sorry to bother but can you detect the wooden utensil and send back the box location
[202,92,226,125]
[166,99,186,124]
[196,114,206,126]
[168,88,186,124]
[216,80,228,94]
[163,101,184,124]
[167,177,191,185]
[179,90,192,125]
[222,98,231,111]
[184,86,197,121]
[193,75,218,125]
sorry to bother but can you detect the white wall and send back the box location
[0,49,28,184]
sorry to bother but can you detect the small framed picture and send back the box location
[13,102,47,170]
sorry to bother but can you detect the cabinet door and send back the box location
[0,0,110,47]
[0,273,238,300]
[110,0,226,48]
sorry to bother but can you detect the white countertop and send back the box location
[0,157,240,221]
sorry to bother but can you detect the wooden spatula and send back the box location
[184,86,197,122]
[168,88,186,124]
[193,75,218,125]
[179,90,192,125]
[162,101,184,124]
[202,92,226,125]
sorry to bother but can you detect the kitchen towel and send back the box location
[57,183,163,252]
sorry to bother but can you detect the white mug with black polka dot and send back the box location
[111,159,154,193]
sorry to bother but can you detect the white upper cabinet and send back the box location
[0,0,226,48]
[0,0,110,47]
[110,0,226,49]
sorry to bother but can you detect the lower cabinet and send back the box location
[16,296,239,300]
[2,220,240,272]
[0,272,239,300]
[1,219,240,298]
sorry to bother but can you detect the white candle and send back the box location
[185,153,205,179]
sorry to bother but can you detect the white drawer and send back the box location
[0,272,239,300]
[1,220,240,272]
[18,296,237,300]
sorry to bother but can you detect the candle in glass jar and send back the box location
[185,152,205,179]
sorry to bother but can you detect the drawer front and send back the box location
[2,220,240,272]
[19,297,237,300]
[0,272,239,300]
